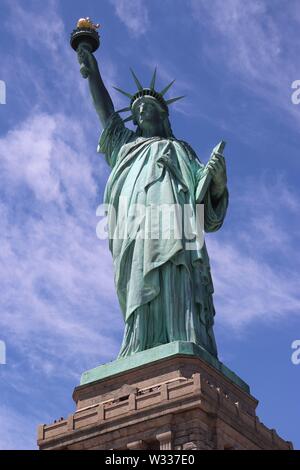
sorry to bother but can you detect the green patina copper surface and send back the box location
[98,113,228,358]
[74,35,229,364]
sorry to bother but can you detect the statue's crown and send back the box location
[114,68,185,123]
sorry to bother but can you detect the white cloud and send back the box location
[209,237,300,328]
[0,2,128,405]
[191,0,280,80]
[1,0,299,450]
[0,112,123,378]
[110,0,149,36]
[0,113,95,205]
[190,0,300,119]
[1,0,121,125]
[4,0,64,55]
[207,175,300,329]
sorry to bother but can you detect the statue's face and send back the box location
[134,98,164,130]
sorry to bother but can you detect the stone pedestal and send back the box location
[37,342,293,450]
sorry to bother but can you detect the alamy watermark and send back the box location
[0,340,6,365]
[291,340,300,365]
[96,197,205,250]
[291,80,300,105]
[0,80,6,105]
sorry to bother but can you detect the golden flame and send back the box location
[76,17,100,30]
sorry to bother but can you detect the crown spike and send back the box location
[149,67,157,90]
[123,115,134,123]
[115,106,131,113]
[130,68,143,91]
[113,86,133,99]
[165,95,185,106]
[160,79,176,96]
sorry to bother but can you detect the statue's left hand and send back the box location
[77,44,99,79]
[206,152,227,197]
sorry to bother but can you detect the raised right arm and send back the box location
[77,44,115,129]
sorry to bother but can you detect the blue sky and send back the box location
[0,0,299,450]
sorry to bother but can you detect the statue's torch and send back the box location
[70,17,100,78]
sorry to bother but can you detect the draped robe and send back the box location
[98,113,229,358]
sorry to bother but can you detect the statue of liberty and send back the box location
[76,42,228,360]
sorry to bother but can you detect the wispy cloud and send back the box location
[189,0,300,121]
[210,237,300,328]
[4,0,65,54]
[207,175,300,329]
[0,112,122,375]
[1,0,299,451]
[110,0,149,36]
[1,0,121,128]
[0,0,125,384]
[190,0,281,81]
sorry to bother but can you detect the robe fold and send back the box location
[98,112,229,358]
